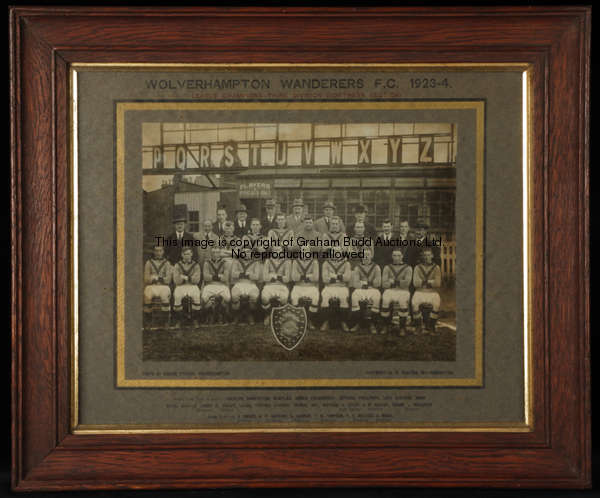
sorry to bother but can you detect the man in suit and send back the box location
[233,204,250,237]
[374,219,396,267]
[394,219,413,266]
[348,204,376,239]
[398,219,411,240]
[164,207,196,264]
[213,205,229,236]
[261,199,278,233]
[314,201,346,234]
[286,198,305,233]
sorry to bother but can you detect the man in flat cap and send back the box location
[261,199,278,233]
[314,201,346,235]
[286,198,306,233]
[164,204,195,264]
[233,204,250,238]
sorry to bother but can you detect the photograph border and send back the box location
[110,98,485,389]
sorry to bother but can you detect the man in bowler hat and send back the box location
[233,204,250,237]
[286,198,306,233]
[164,204,195,264]
[314,201,346,234]
[261,199,278,233]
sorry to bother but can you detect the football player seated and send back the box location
[172,247,202,328]
[380,248,413,336]
[350,246,382,334]
[290,245,320,331]
[320,241,351,333]
[261,252,291,325]
[411,247,442,333]
[143,245,173,329]
[201,246,231,324]
[229,247,262,324]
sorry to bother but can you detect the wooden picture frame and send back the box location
[10,6,590,490]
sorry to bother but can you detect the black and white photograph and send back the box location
[141,121,457,362]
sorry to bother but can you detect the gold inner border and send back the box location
[74,421,532,434]
[69,63,532,433]
[116,101,483,388]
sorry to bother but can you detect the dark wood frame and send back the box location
[9,7,590,490]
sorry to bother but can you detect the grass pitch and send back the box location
[143,316,456,362]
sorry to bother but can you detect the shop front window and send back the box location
[272,188,454,236]
[188,211,200,232]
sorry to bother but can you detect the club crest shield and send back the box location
[271,303,307,351]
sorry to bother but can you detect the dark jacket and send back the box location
[373,232,397,267]
[233,220,250,238]
[164,231,196,264]
[213,220,229,237]
[261,215,278,234]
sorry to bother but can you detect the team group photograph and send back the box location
[141,121,457,361]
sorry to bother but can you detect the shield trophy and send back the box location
[270,303,308,351]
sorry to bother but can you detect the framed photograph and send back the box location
[10,6,590,490]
